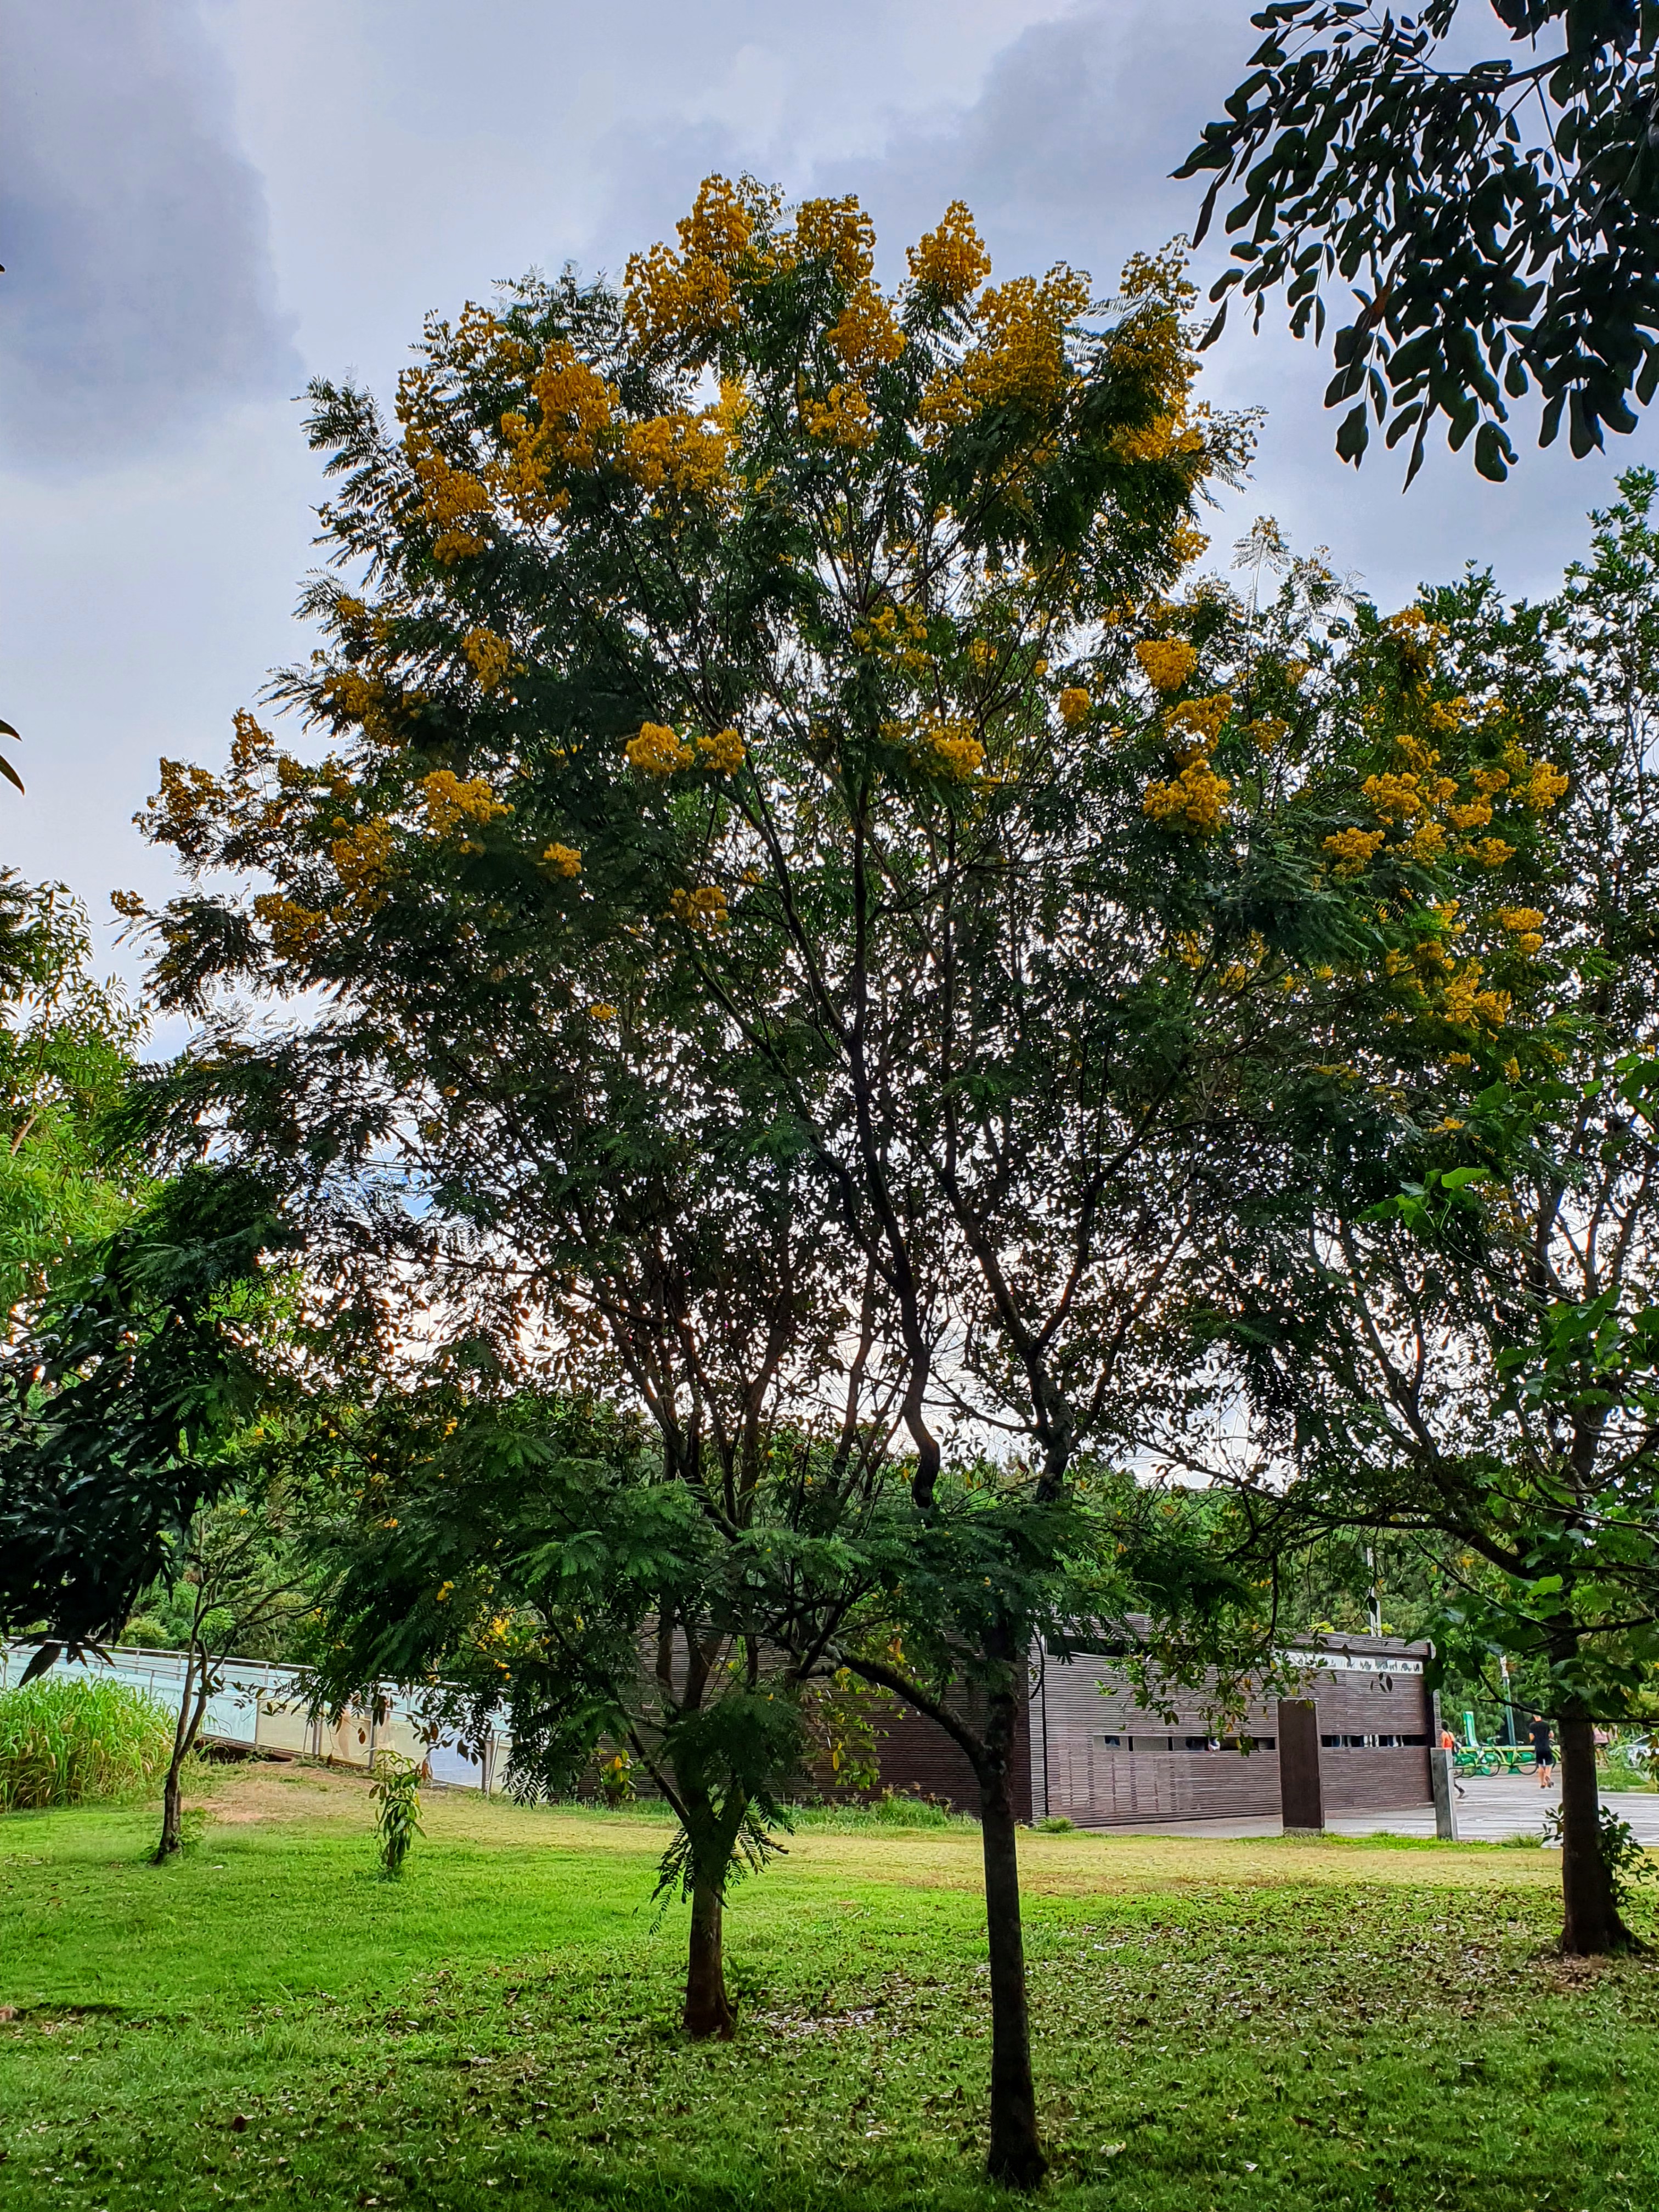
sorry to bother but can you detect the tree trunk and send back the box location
[154,1647,209,1865]
[979,1711,1045,2190]
[682,1874,735,2038]
[1558,1712,1632,1954]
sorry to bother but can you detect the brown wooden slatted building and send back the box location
[866,1632,1435,1830]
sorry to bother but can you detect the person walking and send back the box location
[1528,1713,1555,1788]
[1440,1724,1466,1798]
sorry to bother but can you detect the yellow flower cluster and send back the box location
[1058,686,1092,727]
[1323,827,1387,878]
[1363,766,1459,820]
[916,715,985,780]
[542,843,583,878]
[1442,961,1511,1032]
[1471,836,1517,868]
[1114,402,1207,466]
[1514,755,1568,810]
[588,1002,617,1020]
[670,885,729,929]
[620,410,733,496]
[681,172,755,261]
[793,194,876,283]
[627,723,695,774]
[1250,716,1289,752]
[921,265,1091,431]
[253,891,325,957]
[1497,906,1545,955]
[403,415,492,562]
[1144,757,1231,836]
[852,603,931,669]
[1166,692,1233,756]
[804,382,876,448]
[906,202,991,304]
[419,770,513,837]
[695,727,746,772]
[826,283,905,372]
[462,627,513,691]
[1135,638,1198,692]
[330,818,396,901]
[624,176,759,352]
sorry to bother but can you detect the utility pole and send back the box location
[1364,1545,1382,1638]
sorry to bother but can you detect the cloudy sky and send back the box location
[5,0,1650,994]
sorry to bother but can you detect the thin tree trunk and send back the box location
[155,1644,210,1864]
[978,1696,1045,2190]
[1559,1712,1632,1954]
[682,1873,735,2038]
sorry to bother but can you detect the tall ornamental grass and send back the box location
[0,1677,176,1810]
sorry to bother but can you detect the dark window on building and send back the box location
[1248,1736,1277,1751]
[1400,1734,1427,1747]
[1185,1735,1215,1751]
[1321,1735,1341,1748]
[1102,1734,1122,1747]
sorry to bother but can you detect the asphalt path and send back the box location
[1085,1774,1659,1843]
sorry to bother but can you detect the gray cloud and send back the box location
[0,0,298,469]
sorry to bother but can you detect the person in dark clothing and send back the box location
[1529,1715,1555,1788]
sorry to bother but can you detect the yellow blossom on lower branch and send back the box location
[1166,693,1233,754]
[331,819,396,901]
[1497,906,1545,955]
[916,716,984,779]
[804,383,876,448]
[695,727,746,772]
[253,892,326,957]
[1144,758,1231,836]
[462,627,513,690]
[1135,638,1197,692]
[587,1003,618,1021]
[627,722,695,774]
[419,770,514,837]
[670,885,729,928]
[1057,686,1092,727]
[1469,837,1516,868]
[542,843,582,878]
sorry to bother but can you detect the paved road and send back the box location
[1086,1775,1659,1844]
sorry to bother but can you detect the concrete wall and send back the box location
[1,1643,507,1792]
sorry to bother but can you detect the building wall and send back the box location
[1032,1640,1433,1827]
[866,1688,1034,1821]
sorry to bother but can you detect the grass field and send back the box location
[2,1764,1657,2211]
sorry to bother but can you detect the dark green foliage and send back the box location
[1180,2,1659,479]
[0,876,146,1321]
[0,1166,286,1658]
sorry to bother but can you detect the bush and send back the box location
[788,1790,967,1832]
[0,1677,176,1811]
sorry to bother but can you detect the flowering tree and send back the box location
[123,176,1546,2177]
[1195,483,1659,1953]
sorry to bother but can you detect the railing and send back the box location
[0,1641,509,1793]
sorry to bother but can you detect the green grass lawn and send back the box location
[2,1764,1656,2211]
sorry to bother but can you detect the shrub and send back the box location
[0,1677,176,1810]
[371,1751,425,1878]
[788,1790,966,1832]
